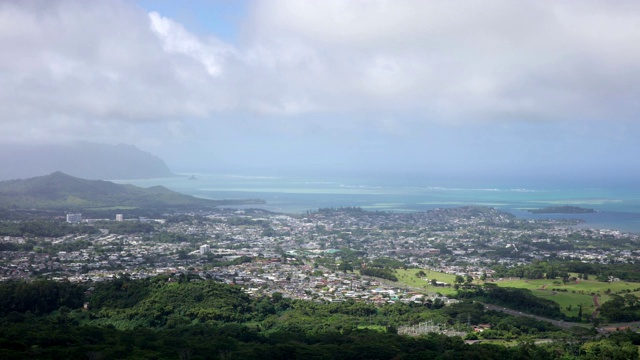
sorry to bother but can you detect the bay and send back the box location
[114,173,640,234]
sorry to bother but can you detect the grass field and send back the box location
[534,290,595,318]
[494,277,640,295]
[357,325,386,332]
[395,269,459,296]
[489,277,640,317]
[397,269,640,318]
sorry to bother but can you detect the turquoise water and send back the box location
[115,173,640,234]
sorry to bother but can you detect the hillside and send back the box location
[0,172,262,210]
[1,277,636,359]
[0,142,175,180]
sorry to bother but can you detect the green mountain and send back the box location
[0,172,261,210]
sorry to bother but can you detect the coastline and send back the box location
[115,173,640,235]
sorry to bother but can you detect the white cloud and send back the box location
[242,0,640,123]
[2,0,640,148]
[149,11,233,77]
[0,0,234,144]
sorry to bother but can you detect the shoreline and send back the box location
[115,175,640,235]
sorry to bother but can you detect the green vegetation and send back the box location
[0,220,99,237]
[565,261,640,283]
[490,274,640,320]
[0,280,84,315]
[1,277,638,359]
[0,172,264,211]
[489,260,640,320]
[599,294,640,322]
[395,269,458,296]
[360,267,398,281]
[397,267,640,323]
[473,285,565,319]
[99,221,156,234]
[535,291,595,319]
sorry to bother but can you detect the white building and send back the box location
[115,214,124,222]
[199,244,210,256]
[66,213,82,223]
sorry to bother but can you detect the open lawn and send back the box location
[491,277,640,317]
[397,270,640,319]
[395,269,460,296]
[494,277,640,295]
[357,325,386,332]
[534,290,595,318]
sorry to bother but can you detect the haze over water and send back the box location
[119,173,640,234]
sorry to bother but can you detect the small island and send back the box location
[527,205,596,214]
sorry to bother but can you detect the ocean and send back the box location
[115,173,640,234]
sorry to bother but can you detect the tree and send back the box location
[455,275,464,285]
[623,294,638,307]
[271,292,283,303]
[581,339,638,360]
[338,262,353,273]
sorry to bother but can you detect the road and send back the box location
[390,276,640,332]
[482,304,587,329]
[483,303,640,333]
[592,295,600,319]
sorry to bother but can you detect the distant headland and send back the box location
[527,205,596,214]
[0,142,176,181]
[0,172,265,211]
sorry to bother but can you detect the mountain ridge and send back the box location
[0,172,263,210]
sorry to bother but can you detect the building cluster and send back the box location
[1,206,639,304]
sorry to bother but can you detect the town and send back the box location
[2,206,638,307]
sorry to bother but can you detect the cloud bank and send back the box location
[1,0,640,178]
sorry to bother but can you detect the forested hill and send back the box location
[0,277,638,359]
[0,172,260,210]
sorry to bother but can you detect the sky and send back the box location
[1,0,640,185]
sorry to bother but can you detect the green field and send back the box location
[395,269,460,296]
[398,269,640,319]
[494,277,640,295]
[357,325,386,332]
[489,277,640,318]
[534,290,595,318]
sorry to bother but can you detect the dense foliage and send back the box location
[0,220,99,237]
[458,284,565,320]
[564,262,640,283]
[598,294,640,322]
[0,280,84,315]
[494,260,640,283]
[0,277,638,359]
[360,267,398,281]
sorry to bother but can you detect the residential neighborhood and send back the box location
[1,206,639,306]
